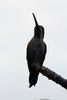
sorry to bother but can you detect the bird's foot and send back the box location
[33,63,42,71]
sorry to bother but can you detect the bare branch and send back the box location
[35,64,67,89]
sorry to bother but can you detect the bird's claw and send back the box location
[33,63,41,71]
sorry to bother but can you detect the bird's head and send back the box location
[32,13,45,39]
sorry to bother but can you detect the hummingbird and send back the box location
[26,13,47,88]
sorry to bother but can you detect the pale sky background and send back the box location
[0,0,67,100]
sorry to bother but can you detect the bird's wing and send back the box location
[27,39,47,65]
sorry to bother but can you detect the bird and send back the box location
[26,13,47,88]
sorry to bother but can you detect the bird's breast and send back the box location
[27,39,46,65]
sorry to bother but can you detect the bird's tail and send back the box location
[29,71,39,88]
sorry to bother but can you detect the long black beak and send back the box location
[32,13,38,26]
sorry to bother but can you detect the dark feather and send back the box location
[26,14,47,87]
